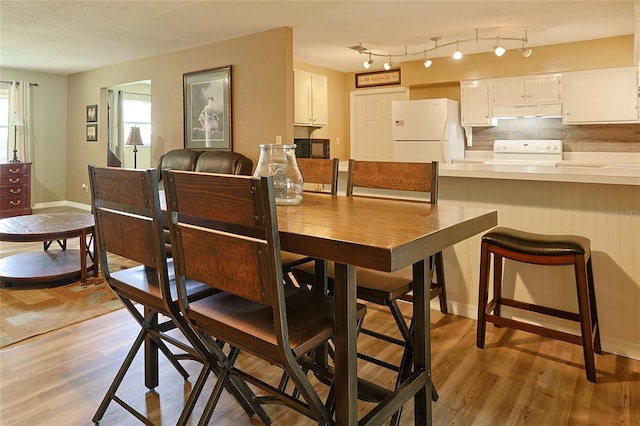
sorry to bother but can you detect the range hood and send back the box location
[493,103,563,119]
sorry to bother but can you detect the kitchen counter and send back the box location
[440,162,640,185]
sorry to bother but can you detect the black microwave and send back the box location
[294,138,330,159]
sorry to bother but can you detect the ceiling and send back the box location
[1,1,638,76]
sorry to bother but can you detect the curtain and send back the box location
[8,81,33,163]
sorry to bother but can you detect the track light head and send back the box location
[452,42,463,60]
[423,58,432,68]
[493,37,505,57]
[383,55,393,70]
[363,53,373,69]
[519,47,533,58]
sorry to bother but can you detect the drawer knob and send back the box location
[9,188,21,194]
[8,168,21,174]
[9,200,21,206]
[9,178,20,184]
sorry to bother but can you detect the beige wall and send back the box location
[65,27,293,205]
[1,33,637,206]
[292,62,350,159]
[345,35,635,92]
[0,68,68,204]
[343,36,637,153]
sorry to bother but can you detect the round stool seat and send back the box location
[482,227,590,257]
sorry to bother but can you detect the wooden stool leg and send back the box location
[434,252,448,314]
[575,254,597,382]
[586,258,602,354]
[476,241,491,348]
[493,254,503,320]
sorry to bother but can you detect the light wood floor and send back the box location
[1,208,639,424]
[1,303,638,425]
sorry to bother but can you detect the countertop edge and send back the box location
[439,164,640,186]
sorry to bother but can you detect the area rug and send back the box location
[0,257,137,348]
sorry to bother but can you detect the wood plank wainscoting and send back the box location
[1,207,638,425]
[438,177,640,361]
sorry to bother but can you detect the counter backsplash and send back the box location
[468,118,640,153]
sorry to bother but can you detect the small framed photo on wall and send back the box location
[86,104,98,122]
[86,124,98,142]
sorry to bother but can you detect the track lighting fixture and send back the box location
[519,47,533,58]
[518,31,532,57]
[383,55,394,70]
[362,52,373,69]
[452,42,463,60]
[350,29,532,70]
[493,36,505,57]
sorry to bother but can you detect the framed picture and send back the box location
[183,65,232,150]
[355,69,401,88]
[86,104,98,122]
[86,124,98,142]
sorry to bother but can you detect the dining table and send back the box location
[275,192,497,425]
[155,188,496,424]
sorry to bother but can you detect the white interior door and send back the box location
[350,87,409,161]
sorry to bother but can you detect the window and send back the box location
[123,92,151,146]
[0,90,9,163]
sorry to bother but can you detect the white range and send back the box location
[484,139,563,166]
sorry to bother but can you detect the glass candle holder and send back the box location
[253,144,304,205]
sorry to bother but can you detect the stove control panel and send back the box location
[492,140,563,163]
[493,140,563,154]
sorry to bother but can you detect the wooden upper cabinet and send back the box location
[562,67,639,124]
[294,70,328,127]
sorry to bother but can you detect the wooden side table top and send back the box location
[0,213,94,242]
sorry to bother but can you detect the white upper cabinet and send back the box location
[562,67,639,124]
[294,70,328,126]
[491,75,562,106]
[460,80,496,127]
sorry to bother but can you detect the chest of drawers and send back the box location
[0,163,32,218]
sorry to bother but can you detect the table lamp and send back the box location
[125,126,144,168]
[8,112,24,163]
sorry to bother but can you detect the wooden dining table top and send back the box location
[276,192,497,272]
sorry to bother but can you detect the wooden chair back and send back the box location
[296,158,339,195]
[346,159,439,204]
[88,166,168,289]
[162,169,285,312]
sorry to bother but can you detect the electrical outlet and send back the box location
[275,135,282,144]
[336,137,340,145]
[81,183,88,192]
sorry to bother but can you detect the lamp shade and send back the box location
[8,112,24,127]
[125,126,144,146]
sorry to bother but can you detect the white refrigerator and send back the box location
[391,98,465,163]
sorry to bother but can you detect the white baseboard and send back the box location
[33,200,91,211]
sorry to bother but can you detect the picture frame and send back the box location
[86,124,98,142]
[86,104,98,122]
[183,65,232,150]
[355,69,402,88]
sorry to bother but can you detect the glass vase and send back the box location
[253,144,304,205]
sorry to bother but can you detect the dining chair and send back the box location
[281,157,340,291]
[293,159,444,424]
[87,166,263,425]
[162,169,367,425]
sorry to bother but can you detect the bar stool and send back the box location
[476,227,602,382]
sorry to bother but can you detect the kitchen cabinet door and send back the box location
[460,80,495,127]
[294,70,328,126]
[492,75,561,106]
[563,67,639,124]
